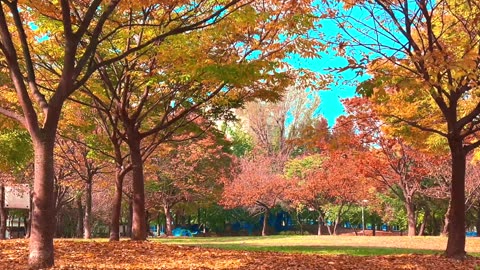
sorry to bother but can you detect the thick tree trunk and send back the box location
[445,140,467,259]
[128,139,147,240]
[372,223,376,236]
[261,209,269,236]
[0,184,6,239]
[164,206,173,236]
[405,201,416,236]
[109,169,125,241]
[83,179,92,239]
[29,139,56,269]
[75,195,83,238]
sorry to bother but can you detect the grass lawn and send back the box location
[154,235,480,256]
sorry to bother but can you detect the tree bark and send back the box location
[164,206,173,236]
[332,204,344,235]
[109,169,125,241]
[28,138,56,269]
[476,206,480,237]
[442,202,451,237]
[317,211,324,236]
[445,139,466,259]
[418,209,429,236]
[261,209,269,236]
[75,195,83,238]
[25,197,32,238]
[405,201,416,236]
[127,199,133,237]
[324,224,332,235]
[0,184,8,240]
[333,218,340,235]
[0,184,6,239]
[83,179,92,239]
[128,138,147,240]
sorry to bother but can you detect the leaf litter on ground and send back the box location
[0,239,479,269]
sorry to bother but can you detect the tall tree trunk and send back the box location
[0,184,6,239]
[418,209,429,236]
[295,210,303,235]
[128,139,147,240]
[261,209,269,236]
[146,210,150,235]
[29,138,56,269]
[445,140,466,258]
[405,200,416,236]
[317,211,324,236]
[431,211,439,236]
[442,203,451,237]
[476,206,480,237]
[333,204,344,235]
[83,179,92,239]
[333,218,340,235]
[109,169,125,241]
[164,206,173,236]
[75,195,83,238]
[25,197,32,238]
[127,199,133,237]
[372,223,376,236]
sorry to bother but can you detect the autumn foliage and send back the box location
[1,239,480,270]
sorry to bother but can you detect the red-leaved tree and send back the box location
[221,153,288,236]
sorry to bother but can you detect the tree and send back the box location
[361,140,433,236]
[0,127,33,240]
[221,154,289,236]
[146,132,231,236]
[284,154,326,235]
[56,101,112,239]
[55,137,108,239]
[344,97,438,236]
[79,0,321,241]
[238,84,323,156]
[0,1,256,267]
[285,114,373,235]
[329,0,480,258]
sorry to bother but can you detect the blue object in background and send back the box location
[466,231,478,237]
[172,227,192,237]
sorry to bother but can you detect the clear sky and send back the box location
[288,45,368,129]
[288,51,361,127]
[287,4,371,128]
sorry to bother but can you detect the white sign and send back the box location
[5,185,30,209]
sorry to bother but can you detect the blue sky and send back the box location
[288,51,362,127]
[286,3,375,127]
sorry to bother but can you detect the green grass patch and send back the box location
[154,235,445,256]
[181,243,438,256]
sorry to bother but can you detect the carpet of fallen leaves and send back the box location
[1,239,480,269]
